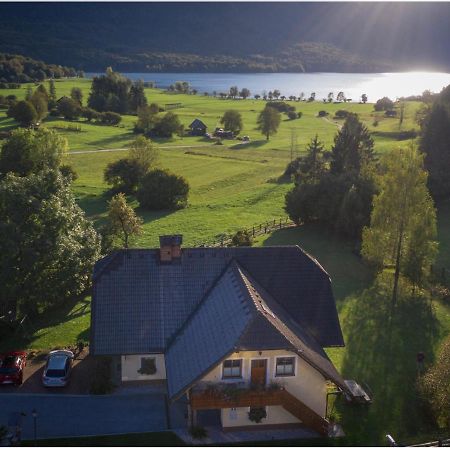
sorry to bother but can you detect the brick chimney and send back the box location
[159,235,183,262]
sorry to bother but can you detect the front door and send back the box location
[250,359,267,387]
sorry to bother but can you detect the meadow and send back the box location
[0,77,424,246]
[1,78,449,444]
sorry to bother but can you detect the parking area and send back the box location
[0,393,171,440]
[0,349,96,395]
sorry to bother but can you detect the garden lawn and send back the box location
[0,297,91,352]
[255,220,450,446]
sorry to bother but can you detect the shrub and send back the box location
[10,100,38,127]
[287,111,298,120]
[297,112,303,119]
[317,110,329,117]
[57,97,82,120]
[248,407,267,423]
[231,230,253,247]
[266,101,295,113]
[374,97,395,111]
[59,164,78,182]
[372,119,379,127]
[334,109,349,119]
[151,112,181,138]
[189,426,208,439]
[82,107,99,122]
[90,357,114,395]
[99,111,122,125]
[137,169,189,210]
[104,158,146,193]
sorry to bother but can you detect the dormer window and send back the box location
[222,359,242,378]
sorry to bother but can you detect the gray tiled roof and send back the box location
[164,262,349,399]
[165,262,254,399]
[90,246,344,356]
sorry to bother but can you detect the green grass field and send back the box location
[1,78,424,246]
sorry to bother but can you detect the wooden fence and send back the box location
[192,217,296,248]
[164,103,183,110]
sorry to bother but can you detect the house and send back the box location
[90,235,352,436]
[188,118,207,136]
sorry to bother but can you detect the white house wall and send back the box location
[201,350,328,422]
[121,354,166,381]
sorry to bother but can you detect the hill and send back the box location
[2,3,450,72]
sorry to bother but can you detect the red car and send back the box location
[0,351,27,386]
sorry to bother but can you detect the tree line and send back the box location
[0,52,82,83]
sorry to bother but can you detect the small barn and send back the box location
[189,118,207,136]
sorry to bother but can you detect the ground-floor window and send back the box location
[138,357,157,375]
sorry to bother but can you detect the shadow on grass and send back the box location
[262,226,372,302]
[336,275,440,445]
[229,139,267,150]
[0,296,91,352]
[88,131,136,148]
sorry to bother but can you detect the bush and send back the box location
[81,107,99,122]
[57,97,82,120]
[10,100,38,127]
[151,112,181,138]
[286,111,297,120]
[231,230,253,247]
[317,110,329,117]
[334,109,349,119]
[248,407,267,423]
[266,101,295,113]
[374,97,395,111]
[99,111,122,125]
[137,169,189,210]
[189,426,207,439]
[104,158,146,193]
[89,357,114,395]
[59,164,78,182]
[297,112,303,119]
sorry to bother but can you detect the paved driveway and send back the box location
[0,393,170,440]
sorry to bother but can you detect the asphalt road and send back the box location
[0,393,171,440]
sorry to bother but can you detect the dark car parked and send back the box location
[0,351,27,386]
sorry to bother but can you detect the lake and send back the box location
[87,72,450,103]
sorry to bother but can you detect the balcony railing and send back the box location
[190,381,285,409]
[189,381,330,436]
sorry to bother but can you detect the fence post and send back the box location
[252,226,255,237]
[279,218,282,229]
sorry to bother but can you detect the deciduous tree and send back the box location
[257,105,281,140]
[0,128,67,177]
[107,193,143,248]
[220,110,243,134]
[362,144,438,305]
[0,169,101,316]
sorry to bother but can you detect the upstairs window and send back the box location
[223,359,242,378]
[275,357,295,376]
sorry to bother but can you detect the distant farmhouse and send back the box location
[91,236,352,435]
[189,118,207,136]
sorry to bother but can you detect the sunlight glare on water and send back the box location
[88,71,450,102]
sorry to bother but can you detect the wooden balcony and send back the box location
[190,383,329,436]
[190,386,284,409]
